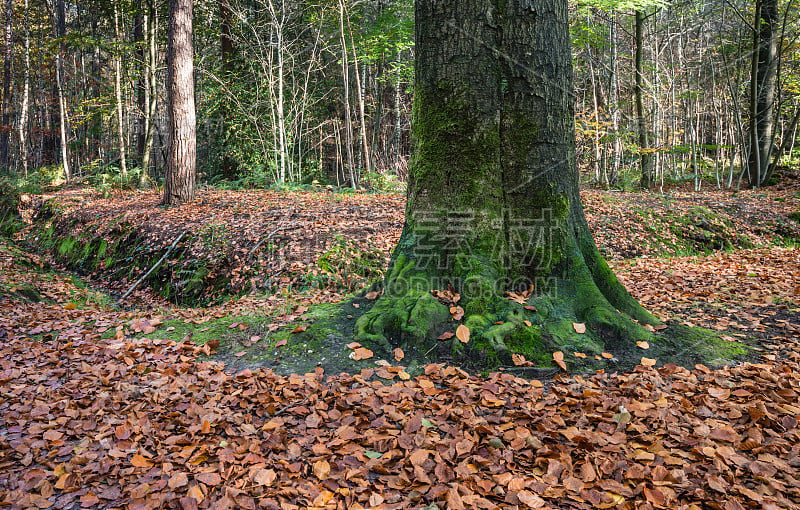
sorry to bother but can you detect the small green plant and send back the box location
[316,235,385,291]
[198,221,233,263]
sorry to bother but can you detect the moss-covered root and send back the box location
[355,291,451,354]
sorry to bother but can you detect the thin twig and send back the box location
[117,230,186,303]
[270,394,311,417]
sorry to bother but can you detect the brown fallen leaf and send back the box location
[393,348,404,362]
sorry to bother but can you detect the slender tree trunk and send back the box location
[747,0,779,187]
[608,12,621,185]
[1,0,12,170]
[219,0,237,179]
[142,2,157,177]
[339,0,356,188]
[134,12,146,167]
[113,0,127,176]
[18,0,30,176]
[53,0,70,181]
[393,54,402,167]
[635,10,654,189]
[163,0,196,205]
[276,19,286,183]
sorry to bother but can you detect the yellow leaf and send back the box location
[456,324,470,343]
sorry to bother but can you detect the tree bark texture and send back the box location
[1,0,12,170]
[747,0,779,187]
[163,0,196,205]
[635,10,654,189]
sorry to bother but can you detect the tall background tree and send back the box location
[0,0,797,192]
[163,0,196,205]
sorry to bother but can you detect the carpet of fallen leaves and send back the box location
[2,269,800,509]
[2,175,800,509]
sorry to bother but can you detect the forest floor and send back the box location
[1,172,800,509]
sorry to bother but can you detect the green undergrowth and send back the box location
[21,200,242,306]
[172,294,750,378]
[15,198,384,307]
[632,204,800,257]
[119,298,385,377]
[0,242,115,307]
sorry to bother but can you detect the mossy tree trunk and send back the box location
[357,0,660,367]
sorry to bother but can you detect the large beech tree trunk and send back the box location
[356,0,660,366]
[163,0,196,205]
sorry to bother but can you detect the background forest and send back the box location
[0,0,797,193]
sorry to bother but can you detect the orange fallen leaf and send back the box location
[573,352,587,359]
[456,324,470,343]
[393,348,404,362]
[187,485,204,503]
[131,454,153,468]
[601,352,614,359]
[438,331,455,340]
[313,459,331,480]
[275,339,287,347]
[291,324,308,333]
[636,341,650,349]
[573,322,586,334]
[512,353,533,367]
[553,351,567,371]
[641,357,657,367]
[352,347,374,361]
[64,303,76,310]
